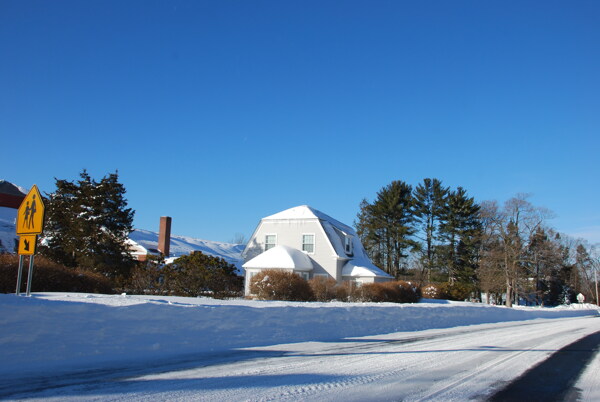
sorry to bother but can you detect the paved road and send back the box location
[3,316,600,401]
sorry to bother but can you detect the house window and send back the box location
[265,234,276,251]
[344,235,353,255]
[297,272,310,281]
[302,234,315,253]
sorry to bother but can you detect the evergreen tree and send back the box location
[168,251,242,298]
[438,187,481,285]
[575,244,596,303]
[412,178,449,283]
[40,170,135,279]
[355,198,382,267]
[355,180,417,277]
[524,228,563,305]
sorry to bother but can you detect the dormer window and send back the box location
[265,234,277,251]
[344,235,353,256]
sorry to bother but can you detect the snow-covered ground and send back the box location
[1,293,599,400]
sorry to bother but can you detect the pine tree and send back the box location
[438,187,481,285]
[355,180,417,277]
[40,170,135,279]
[168,251,242,298]
[524,228,563,305]
[412,178,449,284]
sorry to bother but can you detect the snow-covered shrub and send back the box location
[0,254,114,294]
[308,276,339,302]
[421,283,442,299]
[250,270,315,301]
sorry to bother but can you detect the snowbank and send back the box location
[1,293,597,380]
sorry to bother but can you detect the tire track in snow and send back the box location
[238,321,595,402]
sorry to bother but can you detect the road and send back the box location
[3,316,600,401]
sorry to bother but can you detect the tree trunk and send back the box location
[505,277,513,308]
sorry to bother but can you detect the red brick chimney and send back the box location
[158,216,172,257]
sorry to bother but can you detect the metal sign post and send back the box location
[26,255,35,297]
[16,255,25,295]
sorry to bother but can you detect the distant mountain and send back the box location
[0,207,17,253]
[0,182,244,268]
[129,229,244,269]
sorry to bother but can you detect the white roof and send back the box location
[126,238,149,256]
[242,245,314,271]
[263,205,354,232]
[342,260,393,278]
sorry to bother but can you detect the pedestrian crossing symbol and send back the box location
[16,185,45,235]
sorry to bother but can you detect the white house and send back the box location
[242,205,392,295]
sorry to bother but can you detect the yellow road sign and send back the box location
[18,235,37,255]
[16,185,45,235]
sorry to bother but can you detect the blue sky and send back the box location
[1,1,598,244]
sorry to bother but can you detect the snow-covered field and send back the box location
[1,293,599,400]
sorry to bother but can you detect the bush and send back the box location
[167,252,243,299]
[421,283,442,299]
[392,281,421,303]
[126,257,171,296]
[250,270,315,301]
[308,276,339,302]
[357,281,421,303]
[0,254,115,294]
[335,281,354,302]
[438,282,475,301]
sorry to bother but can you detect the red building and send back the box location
[0,181,26,209]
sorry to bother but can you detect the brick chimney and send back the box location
[158,216,172,257]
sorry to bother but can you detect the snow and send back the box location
[1,293,598,385]
[263,205,325,221]
[0,207,17,252]
[243,245,314,270]
[129,229,244,268]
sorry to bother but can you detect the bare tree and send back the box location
[479,195,554,307]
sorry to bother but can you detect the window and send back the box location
[298,272,310,281]
[302,234,315,253]
[344,235,353,255]
[265,234,276,251]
